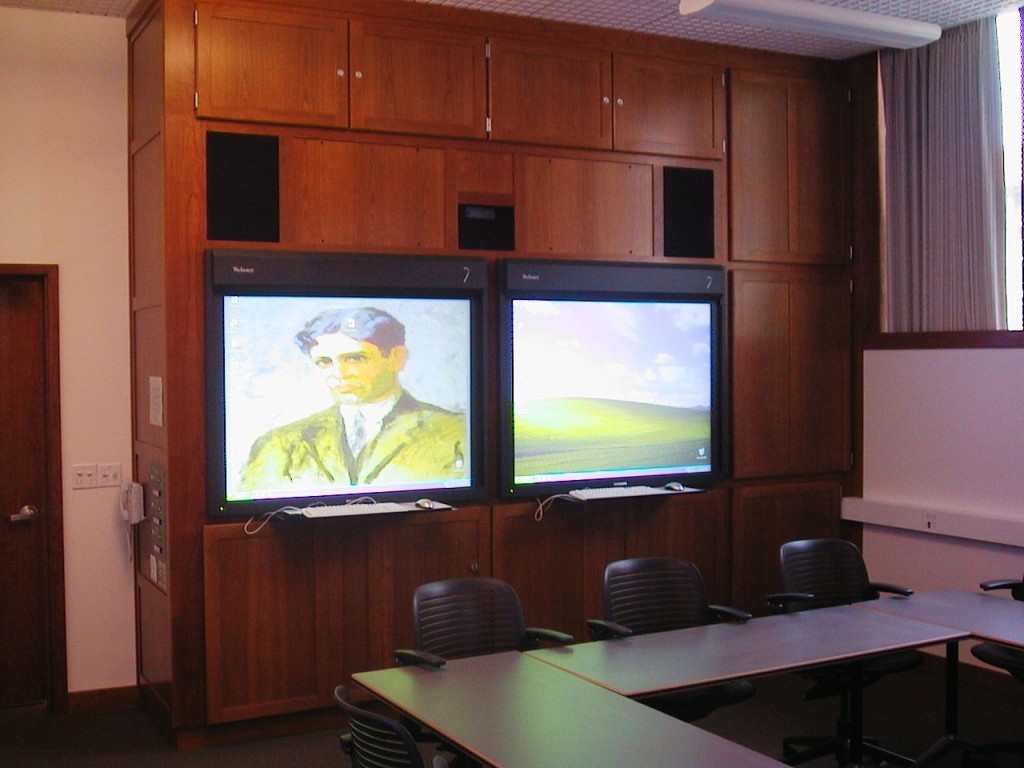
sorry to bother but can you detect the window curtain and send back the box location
[880,19,1006,331]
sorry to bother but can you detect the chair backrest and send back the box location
[334,686,425,768]
[413,577,529,659]
[778,538,877,610]
[603,556,713,634]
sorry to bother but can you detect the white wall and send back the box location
[850,348,1024,662]
[0,7,134,693]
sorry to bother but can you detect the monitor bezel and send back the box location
[204,248,489,519]
[498,258,727,500]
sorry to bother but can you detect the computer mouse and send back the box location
[664,482,685,492]
[415,498,435,509]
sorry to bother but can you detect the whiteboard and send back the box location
[862,348,1024,519]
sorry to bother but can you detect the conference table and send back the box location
[353,603,968,768]
[528,603,967,766]
[856,589,1024,735]
[352,650,785,768]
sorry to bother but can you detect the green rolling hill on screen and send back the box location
[513,397,710,477]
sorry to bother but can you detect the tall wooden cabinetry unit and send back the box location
[128,0,856,740]
[727,68,853,612]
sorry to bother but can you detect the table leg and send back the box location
[944,640,959,736]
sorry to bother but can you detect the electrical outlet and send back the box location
[98,462,122,487]
[72,463,98,489]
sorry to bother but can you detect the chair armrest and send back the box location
[979,578,1024,600]
[980,578,1023,591]
[394,648,446,668]
[766,592,815,612]
[525,627,575,645]
[870,581,914,597]
[708,604,753,622]
[586,619,634,640]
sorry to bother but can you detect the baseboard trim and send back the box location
[66,685,141,715]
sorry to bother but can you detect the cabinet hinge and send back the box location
[722,72,726,87]
[485,116,492,133]
[722,139,727,154]
[850,278,854,294]
[194,7,198,25]
[485,41,491,59]
[194,92,199,110]
[849,245,854,261]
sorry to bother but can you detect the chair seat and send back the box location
[643,679,757,722]
[971,641,1024,681]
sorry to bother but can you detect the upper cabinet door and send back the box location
[349,21,487,139]
[729,70,850,265]
[195,2,348,127]
[488,37,613,150]
[613,55,725,159]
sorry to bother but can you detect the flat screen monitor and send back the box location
[499,259,726,498]
[205,249,488,518]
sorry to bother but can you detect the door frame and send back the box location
[1,264,67,713]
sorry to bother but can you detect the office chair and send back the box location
[586,556,757,722]
[392,577,573,767]
[768,538,923,767]
[400,576,574,664]
[963,576,1024,759]
[335,685,444,768]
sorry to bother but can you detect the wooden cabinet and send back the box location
[613,55,725,159]
[204,523,323,723]
[518,154,653,257]
[729,70,850,264]
[195,2,348,127]
[488,37,613,150]
[204,506,490,723]
[349,21,487,139]
[493,492,729,639]
[363,506,491,669]
[731,269,851,479]
[730,481,842,614]
[279,137,446,249]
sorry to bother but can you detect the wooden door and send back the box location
[518,154,653,257]
[0,267,64,710]
[488,37,612,150]
[612,55,725,158]
[349,20,487,139]
[729,70,850,264]
[731,269,851,478]
[195,2,348,127]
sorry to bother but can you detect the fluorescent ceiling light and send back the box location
[678,0,942,49]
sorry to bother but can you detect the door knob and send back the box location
[9,505,38,523]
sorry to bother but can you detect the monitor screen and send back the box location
[206,249,487,517]
[499,259,725,498]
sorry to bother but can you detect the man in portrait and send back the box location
[238,306,466,491]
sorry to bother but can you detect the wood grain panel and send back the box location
[789,276,851,473]
[730,480,842,615]
[789,79,850,263]
[625,490,729,601]
[730,72,790,261]
[204,524,320,723]
[489,37,612,150]
[350,20,486,138]
[519,155,653,257]
[280,138,445,249]
[731,272,791,477]
[492,503,589,639]
[195,2,347,127]
[613,54,725,159]
[366,506,491,671]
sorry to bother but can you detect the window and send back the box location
[997,9,1022,330]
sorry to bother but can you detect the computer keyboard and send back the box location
[299,502,412,518]
[568,485,675,501]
